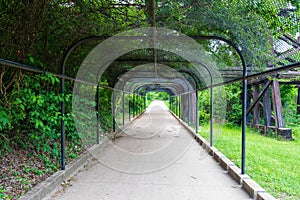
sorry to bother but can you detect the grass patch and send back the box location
[199,125,300,200]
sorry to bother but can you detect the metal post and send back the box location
[241,70,247,175]
[129,94,131,121]
[178,96,181,119]
[133,94,135,118]
[122,91,125,126]
[137,95,139,116]
[61,66,66,170]
[210,86,213,146]
[176,96,179,116]
[96,85,100,144]
[171,96,172,112]
[112,91,116,132]
[174,96,176,115]
[139,95,141,114]
[188,93,190,126]
[172,96,174,113]
[196,91,199,134]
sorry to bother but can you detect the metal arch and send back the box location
[111,69,190,132]
[127,79,187,96]
[109,64,212,137]
[133,84,180,119]
[115,62,213,129]
[110,67,195,94]
[113,73,188,95]
[126,80,187,120]
[192,36,247,174]
[111,69,196,94]
[182,62,214,146]
[142,88,175,97]
[177,69,200,133]
[115,71,188,94]
[61,34,247,174]
[130,81,189,98]
[61,35,248,92]
[176,62,214,140]
[135,84,177,96]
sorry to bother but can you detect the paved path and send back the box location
[48,101,251,200]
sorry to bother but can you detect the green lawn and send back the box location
[199,125,300,200]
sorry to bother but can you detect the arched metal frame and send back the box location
[112,70,188,131]
[112,65,213,138]
[61,35,247,173]
[3,58,300,175]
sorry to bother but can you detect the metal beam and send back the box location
[246,80,272,116]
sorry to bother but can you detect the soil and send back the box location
[0,144,84,200]
[0,148,55,200]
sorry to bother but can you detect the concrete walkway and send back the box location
[47,101,251,200]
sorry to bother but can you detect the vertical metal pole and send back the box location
[140,95,142,112]
[172,96,174,112]
[112,91,116,132]
[61,66,66,170]
[179,95,181,119]
[129,94,131,121]
[139,95,141,114]
[188,93,190,126]
[122,91,125,126]
[96,85,100,144]
[174,96,176,115]
[174,96,176,114]
[196,91,199,134]
[136,95,141,115]
[176,96,179,116]
[170,96,173,111]
[133,94,135,118]
[136,95,139,115]
[242,68,247,175]
[210,86,213,146]
[137,95,140,114]
[241,80,247,174]
[137,95,139,115]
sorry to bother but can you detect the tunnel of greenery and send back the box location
[0,0,300,199]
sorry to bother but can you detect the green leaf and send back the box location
[14,98,22,105]
[29,56,35,64]
[20,104,25,111]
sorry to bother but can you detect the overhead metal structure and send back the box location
[1,0,300,176]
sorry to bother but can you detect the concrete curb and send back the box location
[169,110,277,200]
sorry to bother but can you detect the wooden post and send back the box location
[271,80,284,129]
[263,80,272,134]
